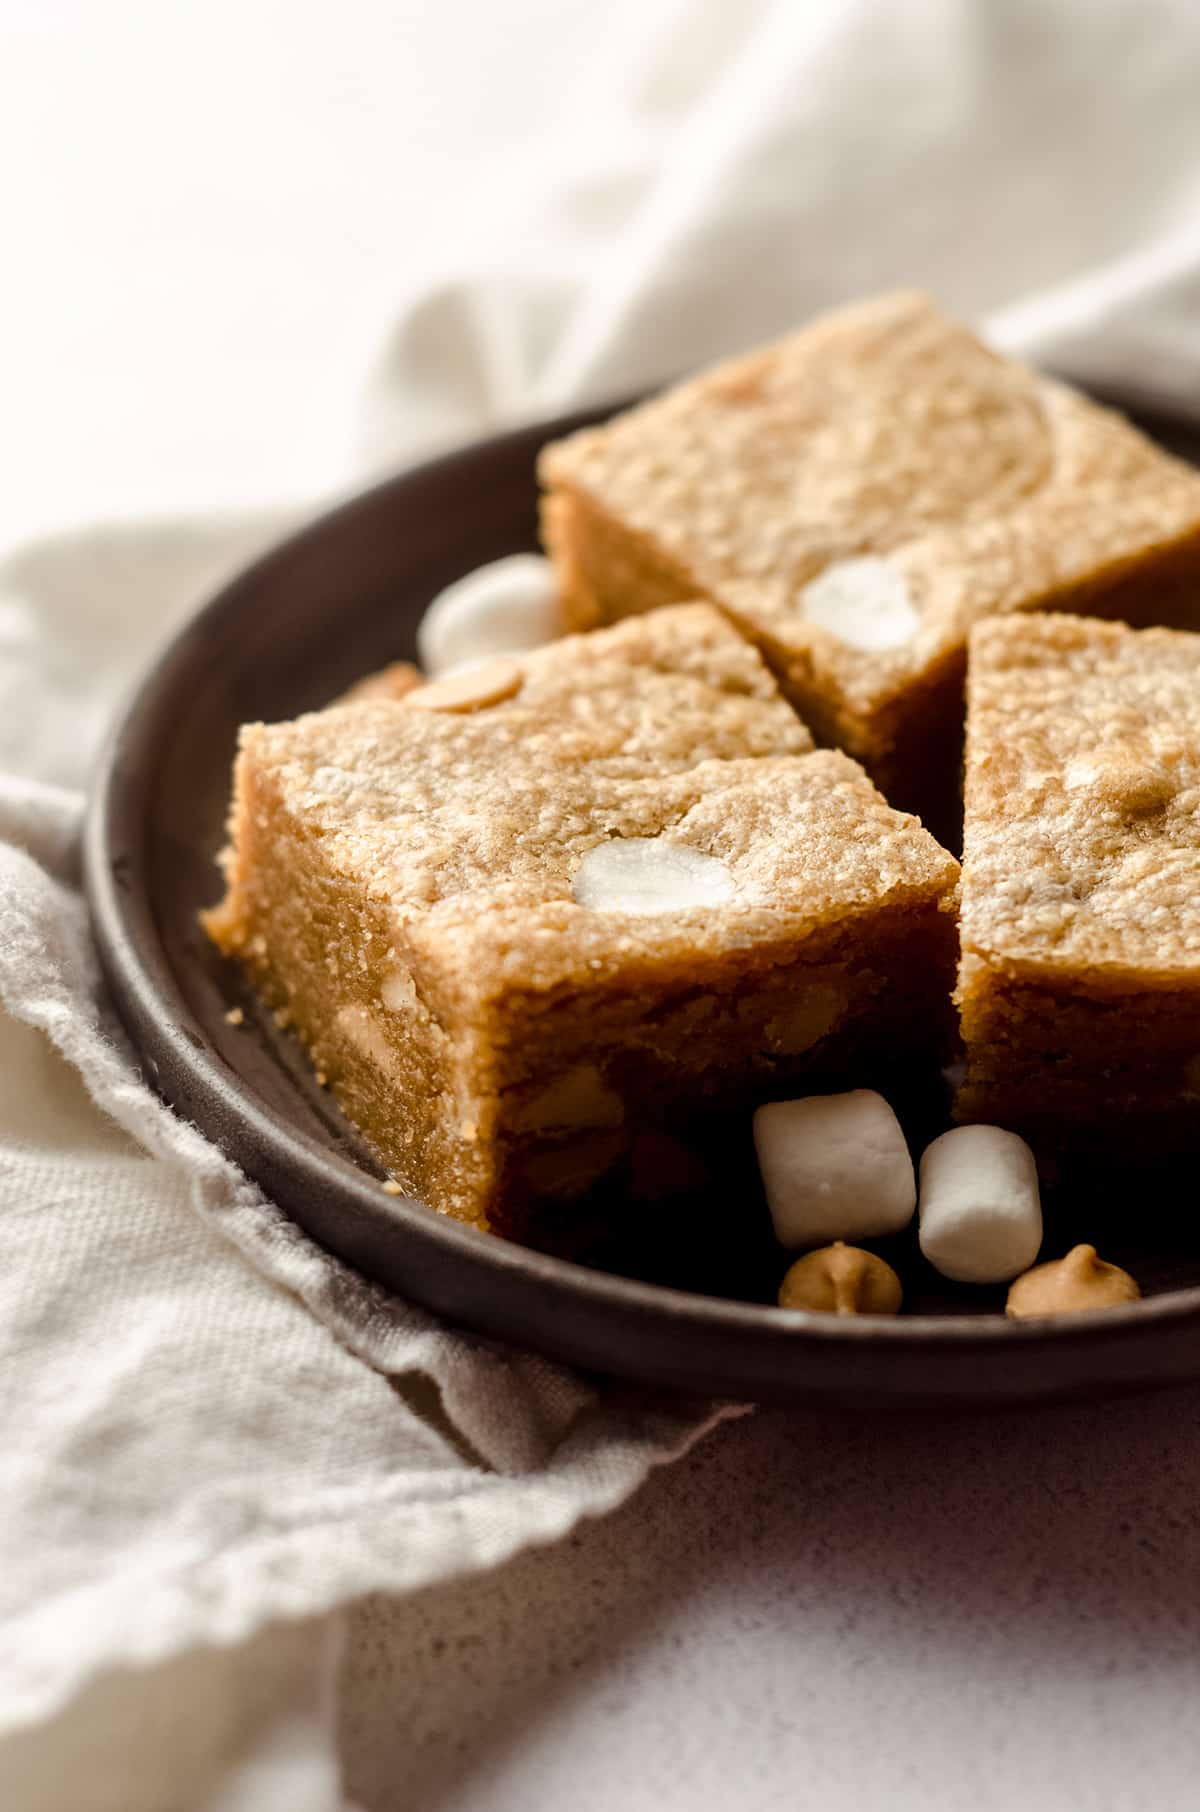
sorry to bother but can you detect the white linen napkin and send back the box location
[5,0,1200,1803]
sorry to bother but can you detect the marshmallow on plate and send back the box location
[416,554,562,675]
[753,1089,916,1248]
[918,1124,1042,1284]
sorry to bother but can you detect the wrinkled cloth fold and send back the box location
[0,735,735,1732]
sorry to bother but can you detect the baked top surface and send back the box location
[961,612,1200,981]
[238,604,957,1001]
[540,292,1200,717]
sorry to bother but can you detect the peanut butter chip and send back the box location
[1006,1243,1141,1318]
[404,658,524,714]
[778,1242,903,1316]
[380,968,418,1012]
[799,557,919,652]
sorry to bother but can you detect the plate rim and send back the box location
[82,390,1200,1402]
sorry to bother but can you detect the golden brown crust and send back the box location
[206,605,959,1231]
[961,613,1200,976]
[539,292,1200,806]
[957,612,1200,1150]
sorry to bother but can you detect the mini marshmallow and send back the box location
[918,1124,1042,1284]
[799,557,919,651]
[572,839,735,914]
[416,555,562,675]
[753,1089,916,1248]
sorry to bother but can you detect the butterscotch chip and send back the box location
[204,604,958,1235]
[778,1243,903,1316]
[404,658,524,713]
[1006,1244,1140,1317]
[956,613,1200,1155]
[540,291,1200,816]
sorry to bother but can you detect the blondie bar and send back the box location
[205,605,959,1234]
[957,613,1200,1154]
[540,292,1200,818]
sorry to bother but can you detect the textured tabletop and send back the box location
[341,1388,1200,1811]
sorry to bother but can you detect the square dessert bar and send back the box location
[957,613,1200,1155]
[540,291,1200,814]
[206,605,959,1235]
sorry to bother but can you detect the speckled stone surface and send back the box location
[339,1390,1200,1811]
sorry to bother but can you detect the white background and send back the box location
[1,0,665,538]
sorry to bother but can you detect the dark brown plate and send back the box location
[84,391,1200,1407]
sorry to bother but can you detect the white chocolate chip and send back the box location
[753,1089,916,1248]
[572,839,735,914]
[417,555,562,676]
[334,1004,393,1071]
[800,557,919,651]
[918,1124,1042,1284]
[380,968,418,1013]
